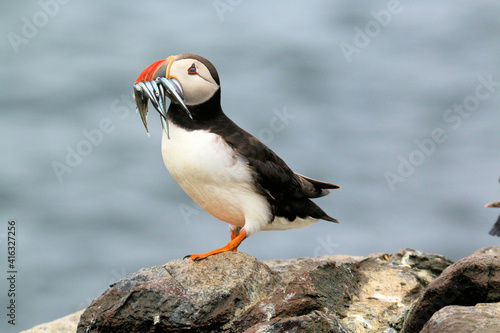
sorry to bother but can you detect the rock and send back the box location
[78,252,281,332]
[232,255,361,332]
[77,252,358,332]
[402,246,500,333]
[243,311,344,333]
[76,249,452,333]
[20,310,84,333]
[420,303,500,333]
[340,249,452,332]
[25,247,500,332]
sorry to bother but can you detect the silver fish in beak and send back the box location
[133,57,192,138]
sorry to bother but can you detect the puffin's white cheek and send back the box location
[183,79,219,106]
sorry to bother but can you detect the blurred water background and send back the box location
[1,0,499,331]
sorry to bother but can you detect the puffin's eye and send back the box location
[187,64,197,74]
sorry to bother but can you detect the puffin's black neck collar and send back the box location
[167,89,225,131]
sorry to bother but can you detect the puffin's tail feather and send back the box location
[322,214,339,223]
[295,173,340,198]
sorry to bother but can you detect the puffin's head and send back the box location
[133,54,220,133]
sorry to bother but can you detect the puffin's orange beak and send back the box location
[133,56,191,136]
[135,56,172,84]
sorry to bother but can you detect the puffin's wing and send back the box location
[220,124,337,200]
[209,115,339,201]
[215,120,339,223]
[232,135,303,198]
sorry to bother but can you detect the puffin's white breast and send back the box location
[161,121,271,232]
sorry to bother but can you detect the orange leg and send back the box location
[231,231,239,251]
[185,229,247,261]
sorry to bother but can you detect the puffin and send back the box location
[133,53,339,261]
[487,178,500,236]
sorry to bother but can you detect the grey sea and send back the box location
[1,1,499,331]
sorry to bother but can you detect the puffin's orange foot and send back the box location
[183,254,205,261]
[184,230,247,261]
[231,231,239,252]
